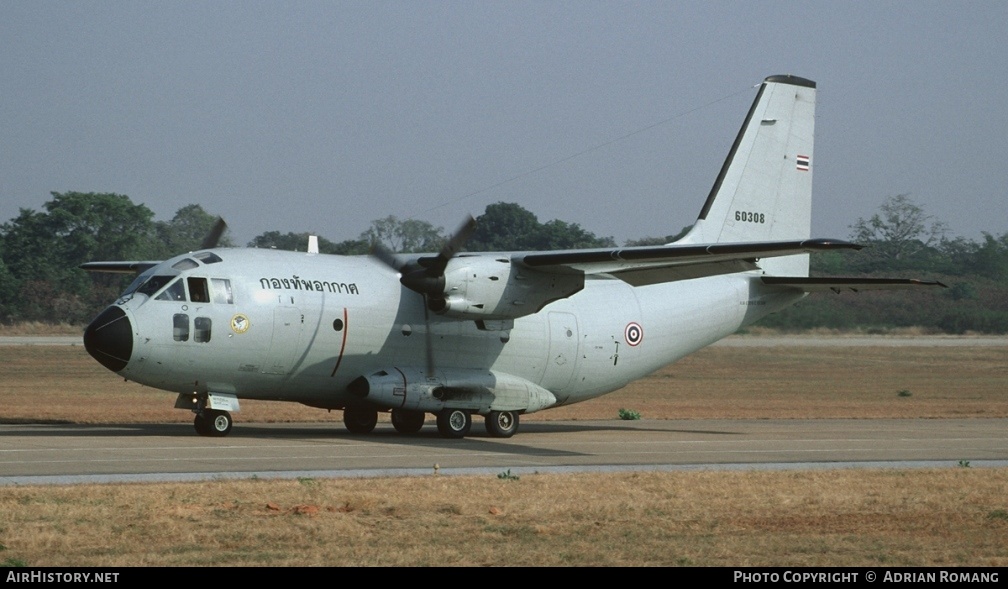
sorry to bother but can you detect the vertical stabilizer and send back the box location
[678,75,816,276]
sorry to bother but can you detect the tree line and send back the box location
[1,192,1005,332]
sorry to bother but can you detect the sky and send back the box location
[3,1,1006,247]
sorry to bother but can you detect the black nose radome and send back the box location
[83,306,134,373]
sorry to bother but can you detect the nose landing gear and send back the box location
[194,409,233,437]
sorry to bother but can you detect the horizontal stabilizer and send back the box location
[761,276,948,293]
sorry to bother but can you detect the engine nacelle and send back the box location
[437,256,583,320]
[347,367,558,414]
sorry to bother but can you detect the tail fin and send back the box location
[677,75,816,276]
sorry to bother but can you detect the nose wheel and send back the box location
[194,410,233,437]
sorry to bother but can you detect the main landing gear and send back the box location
[339,407,520,439]
[390,408,426,434]
[436,408,472,438]
[484,410,519,438]
[343,405,379,434]
[435,409,519,438]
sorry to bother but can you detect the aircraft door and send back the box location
[263,305,304,375]
[541,311,579,401]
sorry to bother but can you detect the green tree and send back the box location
[468,202,614,251]
[0,192,159,323]
[330,239,371,255]
[969,232,1008,281]
[849,194,947,270]
[45,192,159,264]
[155,204,233,256]
[1,209,62,285]
[469,203,542,251]
[249,231,318,252]
[0,257,19,323]
[248,231,369,255]
[624,225,692,247]
[360,216,445,253]
[537,219,615,250]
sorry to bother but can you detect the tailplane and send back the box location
[677,75,816,276]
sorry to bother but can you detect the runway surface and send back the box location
[2,418,1006,485]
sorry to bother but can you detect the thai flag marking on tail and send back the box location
[796,154,810,171]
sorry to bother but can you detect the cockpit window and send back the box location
[136,275,175,297]
[211,278,233,304]
[122,270,153,296]
[155,278,187,301]
[172,258,199,271]
[194,252,223,265]
[187,277,210,303]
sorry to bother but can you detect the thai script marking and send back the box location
[259,276,359,294]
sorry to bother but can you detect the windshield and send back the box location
[135,275,176,297]
[122,270,153,297]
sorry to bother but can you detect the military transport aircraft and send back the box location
[81,74,942,439]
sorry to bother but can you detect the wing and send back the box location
[517,238,861,286]
[80,261,161,274]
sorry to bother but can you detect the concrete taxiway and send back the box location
[2,418,1005,485]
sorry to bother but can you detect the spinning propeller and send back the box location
[200,218,228,249]
[370,216,477,374]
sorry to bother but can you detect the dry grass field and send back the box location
[2,469,1006,567]
[1,335,1006,567]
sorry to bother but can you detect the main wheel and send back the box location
[206,410,233,437]
[436,408,472,439]
[343,406,378,434]
[484,410,519,438]
[391,409,426,434]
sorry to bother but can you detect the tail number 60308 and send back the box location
[735,211,765,223]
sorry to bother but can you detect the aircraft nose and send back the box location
[83,306,134,373]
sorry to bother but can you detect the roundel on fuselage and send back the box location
[624,322,643,346]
